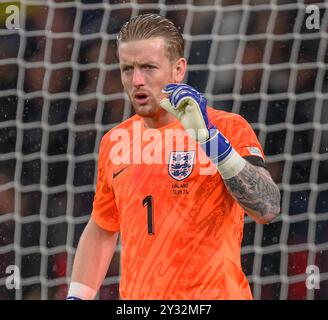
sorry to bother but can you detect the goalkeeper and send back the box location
[67,14,281,300]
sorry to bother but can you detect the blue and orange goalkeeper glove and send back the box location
[160,83,246,179]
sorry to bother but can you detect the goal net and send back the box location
[0,0,327,300]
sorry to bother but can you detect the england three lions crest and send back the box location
[168,151,195,181]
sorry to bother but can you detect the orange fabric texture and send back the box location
[91,107,264,299]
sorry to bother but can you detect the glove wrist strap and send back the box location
[215,148,246,179]
[200,128,232,162]
[200,128,246,179]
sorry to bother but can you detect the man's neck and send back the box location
[142,112,177,129]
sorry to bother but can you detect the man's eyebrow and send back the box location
[121,61,158,66]
[140,62,158,66]
[140,60,158,64]
[120,63,133,68]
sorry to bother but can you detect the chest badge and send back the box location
[168,151,195,181]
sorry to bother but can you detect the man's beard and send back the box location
[133,105,160,118]
[131,96,161,118]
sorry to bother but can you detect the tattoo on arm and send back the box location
[223,161,281,222]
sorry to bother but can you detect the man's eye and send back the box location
[122,66,132,72]
[144,65,155,70]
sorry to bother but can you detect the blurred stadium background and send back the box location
[0,0,327,300]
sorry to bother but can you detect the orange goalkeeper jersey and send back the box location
[92,107,265,300]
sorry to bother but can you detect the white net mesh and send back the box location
[0,0,327,300]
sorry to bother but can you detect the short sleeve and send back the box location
[91,134,120,232]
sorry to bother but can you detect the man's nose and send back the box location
[132,69,145,86]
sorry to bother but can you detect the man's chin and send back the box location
[133,103,159,117]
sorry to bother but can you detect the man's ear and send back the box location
[173,57,187,83]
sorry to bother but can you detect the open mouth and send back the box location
[134,93,149,105]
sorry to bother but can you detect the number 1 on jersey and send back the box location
[143,195,154,235]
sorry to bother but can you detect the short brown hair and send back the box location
[117,14,184,61]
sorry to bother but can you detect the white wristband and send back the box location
[67,282,97,300]
[216,148,246,180]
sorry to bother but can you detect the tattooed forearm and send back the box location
[223,161,281,224]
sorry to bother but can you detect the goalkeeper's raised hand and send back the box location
[160,83,246,179]
[160,83,212,143]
